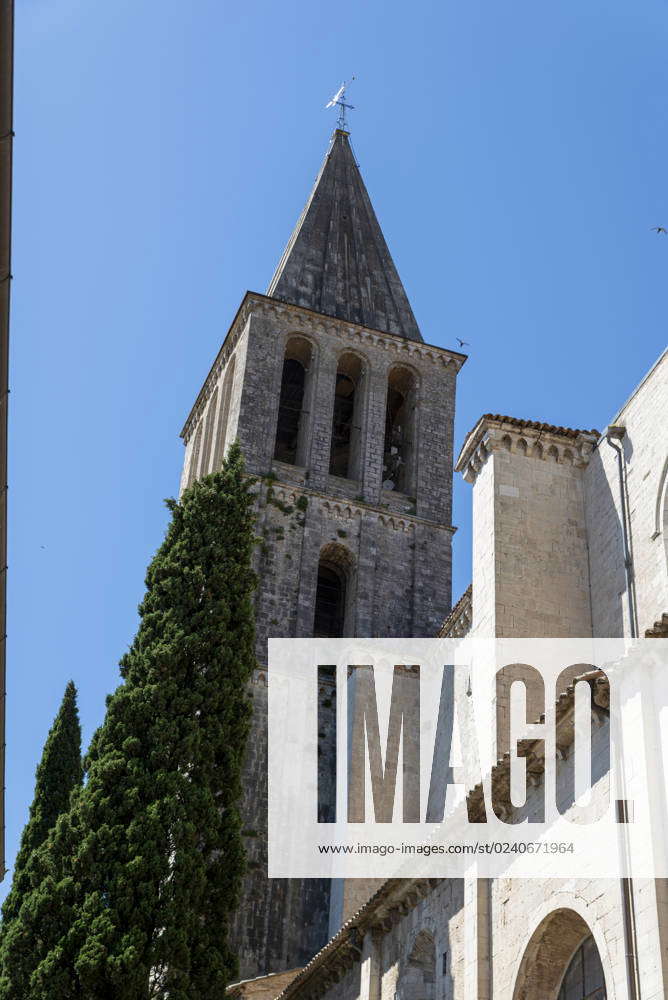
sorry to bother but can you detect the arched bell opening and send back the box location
[274,336,315,466]
[383,365,418,495]
[329,352,365,480]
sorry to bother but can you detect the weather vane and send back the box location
[325,77,355,131]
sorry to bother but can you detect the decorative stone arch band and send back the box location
[455,414,600,484]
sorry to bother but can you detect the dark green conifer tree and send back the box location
[3,443,256,1000]
[0,681,82,995]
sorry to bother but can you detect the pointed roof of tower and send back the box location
[267,130,423,342]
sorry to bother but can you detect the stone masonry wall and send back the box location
[232,349,668,1000]
[457,349,668,645]
[281,707,668,1000]
[179,293,464,978]
[585,350,668,638]
[459,421,597,641]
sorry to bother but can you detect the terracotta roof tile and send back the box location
[481,414,600,439]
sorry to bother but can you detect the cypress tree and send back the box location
[8,443,256,1000]
[0,681,82,994]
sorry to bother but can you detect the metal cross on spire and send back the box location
[325,77,355,131]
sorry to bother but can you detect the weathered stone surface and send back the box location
[265,351,668,1000]
[179,112,668,997]
[267,130,423,343]
[179,294,463,977]
[177,118,466,971]
[227,968,304,1000]
[453,350,668,646]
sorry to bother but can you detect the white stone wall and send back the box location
[461,349,668,643]
[280,702,656,998]
[288,863,668,998]
[375,881,465,1000]
[585,350,668,637]
[185,339,667,993]
[461,422,596,640]
[470,460,495,638]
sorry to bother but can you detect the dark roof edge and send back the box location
[227,969,304,997]
[608,347,667,427]
[480,413,600,439]
[438,584,472,636]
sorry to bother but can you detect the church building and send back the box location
[180,125,668,1000]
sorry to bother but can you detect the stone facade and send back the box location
[456,417,599,640]
[180,123,668,999]
[456,349,668,644]
[585,352,668,639]
[180,130,465,978]
[229,969,304,1000]
[255,350,668,1000]
[180,293,463,977]
[266,830,668,1000]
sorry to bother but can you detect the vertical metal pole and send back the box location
[606,427,642,997]
[0,0,14,881]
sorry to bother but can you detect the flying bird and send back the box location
[651,226,667,234]
[456,338,470,348]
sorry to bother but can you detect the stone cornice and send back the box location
[646,612,668,638]
[467,669,609,822]
[260,478,457,535]
[181,293,255,443]
[455,415,600,484]
[274,879,441,1000]
[439,584,472,638]
[181,292,467,442]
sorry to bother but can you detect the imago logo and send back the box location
[321,661,611,828]
[268,638,668,879]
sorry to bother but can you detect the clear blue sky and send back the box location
[4,0,667,896]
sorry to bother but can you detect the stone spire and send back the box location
[267,130,423,342]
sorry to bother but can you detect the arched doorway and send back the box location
[513,909,607,1000]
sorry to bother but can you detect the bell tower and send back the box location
[179,129,466,979]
